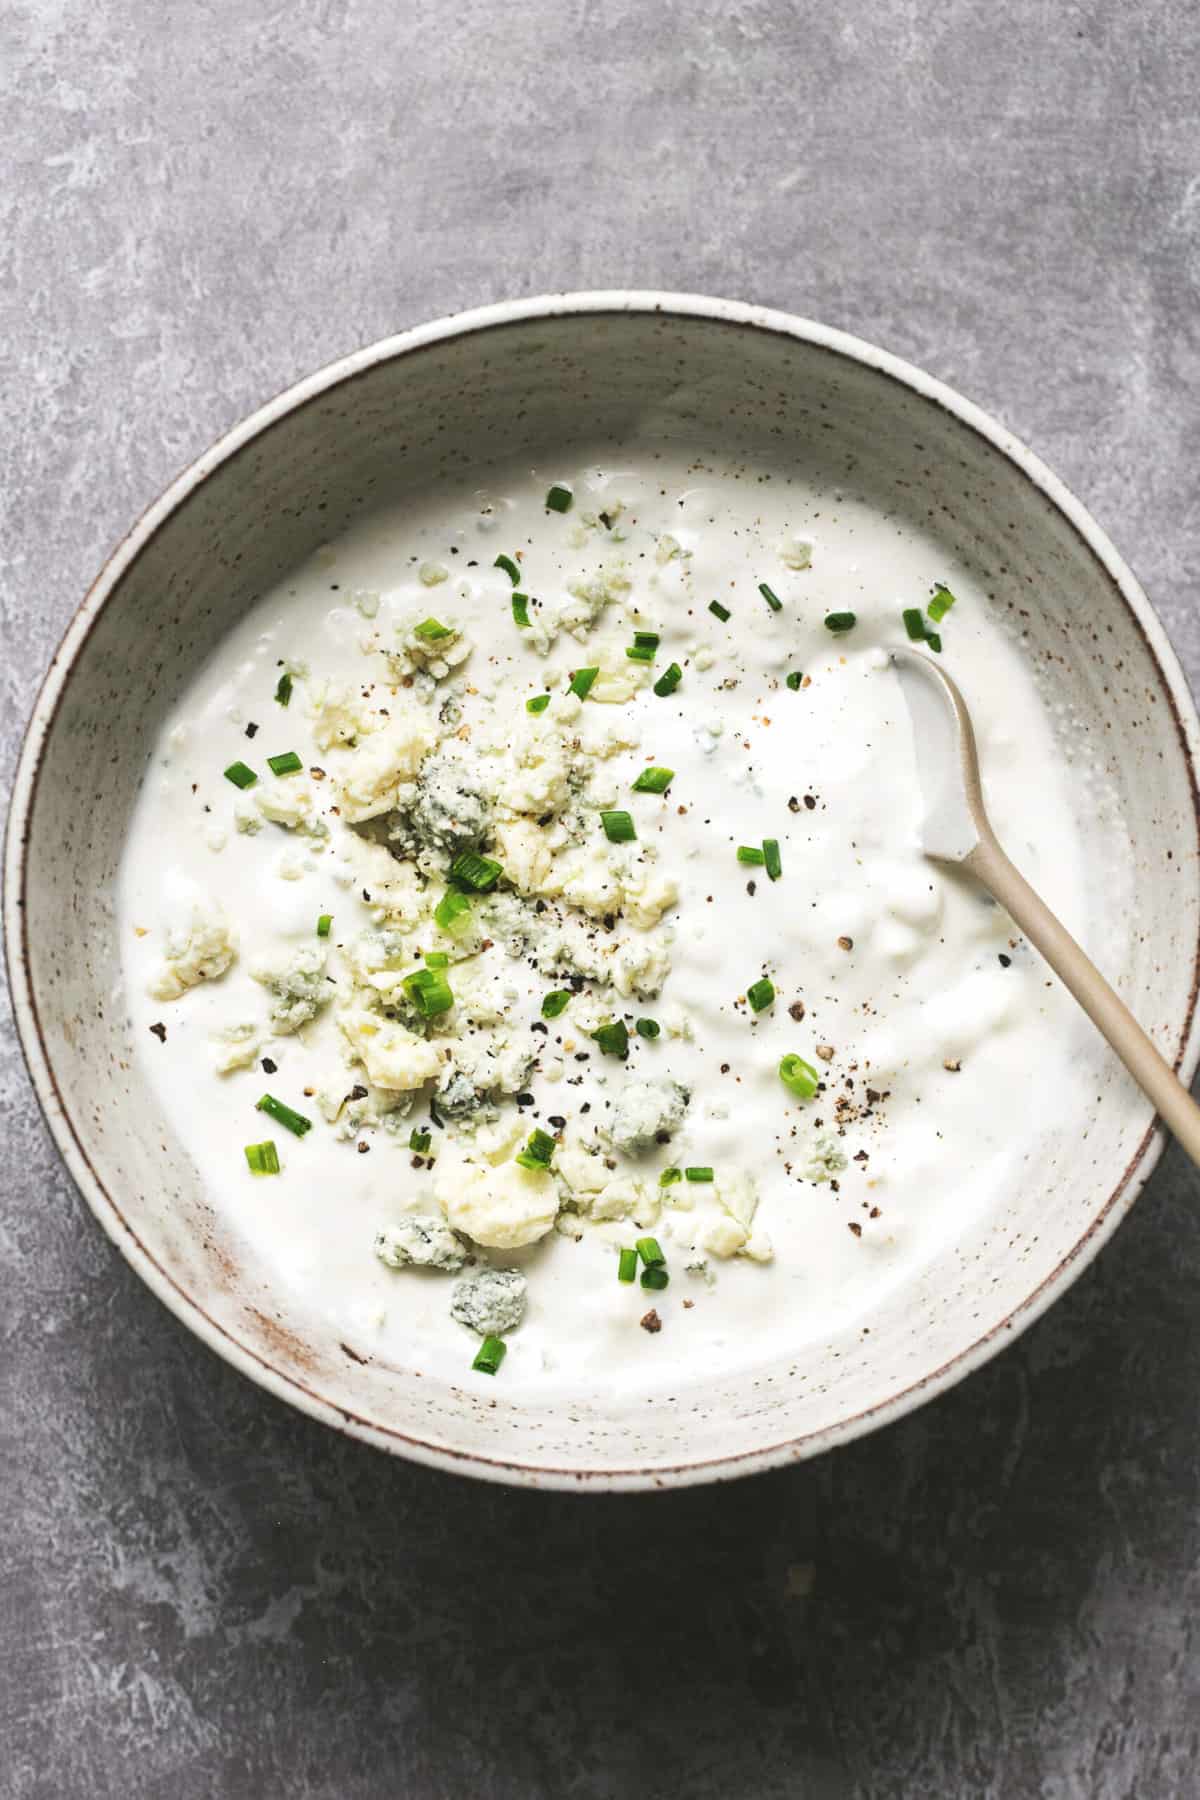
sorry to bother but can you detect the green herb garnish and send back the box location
[274,671,293,706]
[494,553,521,585]
[224,761,258,790]
[763,839,782,881]
[632,767,674,794]
[594,1020,630,1059]
[737,845,765,866]
[244,1140,280,1175]
[449,852,503,892]
[256,1095,312,1137]
[316,914,332,938]
[472,1335,506,1375]
[601,810,636,843]
[545,484,573,512]
[709,600,731,623]
[785,671,803,690]
[758,582,783,613]
[659,1167,682,1187]
[747,977,775,1012]
[569,666,599,699]
[434,888,473,933]
[266,751,303,776]
[515,1127,556,1170]
[640,1266,669,1291]
[824,612,856,635]
[409,1129,432,1153]
[618,1247,638,1283]
[684,1167,714,1183]
[511,592,532,629]
[928,583,957,623]
[779,1053,819,1099]
[542,990,571,1019]
[653,662,683,697]
[413,617,453,640]
[526,694,551,714]
[635,1018,660,1040]
[626,631,660,663]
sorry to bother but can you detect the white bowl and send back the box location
[7,293,1200,1490]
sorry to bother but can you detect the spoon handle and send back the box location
[966,832,1200,1165]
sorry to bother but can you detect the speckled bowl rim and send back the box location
[7,291,1200,1492]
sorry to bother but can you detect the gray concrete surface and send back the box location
[3,2,1199,1794]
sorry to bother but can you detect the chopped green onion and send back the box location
[709,599,731,623]
[747,977,775,1012]
[928,583,957,623]
[434,888,473,933]
[316,914,332,938]
[472,1335,507,1375]
[632,766,674,794]
[526,693,551,713]
[737,845,765,866]
[413,617,452,640]
[424,951,449,969]
[925,631,943,654]
[758,582,783,613]
[594,1020,629,1059]
[224,761,258,789]
[267,751,302,776]
[635,1018,660,1040]
[902,607,927,642]
[244,1140,280,1175]
[409,1129,432,1153]
[684,1167,714,1183]
[653,662,683,697]
[542,989,571,1019]
[256,1094,312,1137]
[779,1053,819,1099]
[403,967,454,1017]
[763,838,782,881]
[786,671,803,690]
[515,1127,555,1170]
[511,592,532,629]
[636,1236,665,1267]
[449,852,503,892]
[494,553,521,585]
[659,1166,682,1187]
[569,666,599,699]
[545,484,573,513]
[618,1246,638,1283]
[824,612,857,635]
[640,1266,669,1291]
[626,631,660,663]
[601,809,636,843]
[274,671,293,706]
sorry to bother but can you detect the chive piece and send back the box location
[763,838,782,881]
[511,592,532,629]
[626,631,660,663]
[925,631,943,654]
[515,1127,556,1170]
[709,599,731,623]
[472,1335,507,1375]
[526,693,551,713]
[409,1129,432,1153]
[928,582,957,623]
[659,1166,682,1187]
[424,951,450,968]
[824,612,856,634]
[758,582,783,613]
[785,671,803,690]
[641,1266,669,1291]
[569,666,599,699]
[316,914,332,938]
[632,766,674,794]
[635,1018,660,1040]
[256,1094,312,1137]
[902,607,927,642]
[545,484,573,513]
[747,977,775,1012]
[636,1236,665,1267]
[449,851,503,892]
[594,1020,629,1059]
[685,1167,714,1183]
[413,617,453,640]
[618,1246,638,1283]
[402,967,454,1017]
[274,671,293,706]
[434,887,472,933]
[601,809,636,844]
[542,989,571,1019]
[267,751,303,776]
[224,760,258,790]
[244,1140,280,1175]
[495,553,521,585]
[737,845,765,866]
[653,662,683,697]
[779,1053,819,1099]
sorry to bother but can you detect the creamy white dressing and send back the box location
[119,452,1098,1390]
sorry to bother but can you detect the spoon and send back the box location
[890,644,1200,1163]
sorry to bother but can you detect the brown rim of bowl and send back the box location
[6,291,1200,1492]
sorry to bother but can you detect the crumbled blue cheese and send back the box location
[338,1006,444,1090]
[375,1215,466,1271]
[798,1130,849,1183]
[334,709,439,822]
[450,1266,527,1335]
[211,1021,264,1073]
[251,945,331,1033]
[436,1155,560,1248]
[605,1078,690,1155]
[148,899,236,1001]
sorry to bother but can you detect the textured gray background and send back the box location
[3,2,1199,1795]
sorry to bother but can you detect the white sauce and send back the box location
[119,453,1097,1391]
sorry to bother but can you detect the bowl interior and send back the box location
[13,303,1200,1485]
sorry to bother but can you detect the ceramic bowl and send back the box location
[7,293,1200,1490]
